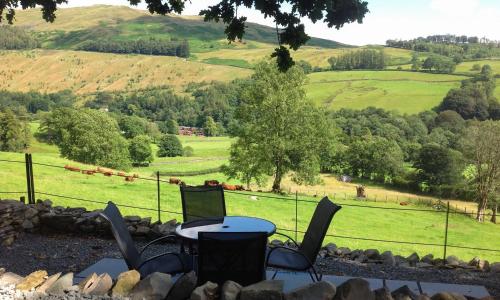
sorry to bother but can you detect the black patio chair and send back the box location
[197,231,268,287]
[266,197,341,282]
[99,201,192,278]
[180,185,226,222]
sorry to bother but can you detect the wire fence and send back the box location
[0,154,499,262]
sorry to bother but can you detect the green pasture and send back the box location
[305,71,466,114]
[454,59,500,75]
[0,149,498,262]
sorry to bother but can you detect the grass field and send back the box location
[305,71,466,114]
[0,130,498,262]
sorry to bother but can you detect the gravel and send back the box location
[1,233,498,297]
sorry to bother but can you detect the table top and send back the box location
[175,216,276,240]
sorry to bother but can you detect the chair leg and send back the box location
[310,265,322,281]
[308,270,316,282]
[271,270,278,280]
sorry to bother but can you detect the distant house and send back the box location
[179,126,205,136]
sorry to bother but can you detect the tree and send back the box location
[203,116,219,137]
[157,134,183,157]
[226,61,334,192]
[164,119,179,135]
[410,52,422,71]
[0,108,30,152]
[414,143,464,187]
[129,135,153,166]
[471,64,481,71]
[38,108,131,170]
[118,115,147,139]
[461,121,500,221]
[296,60,313,74]
[1,0,369,72]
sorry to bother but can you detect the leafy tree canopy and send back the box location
[157,134,183,157]
[0,0,369,71]
[129,135,153,166]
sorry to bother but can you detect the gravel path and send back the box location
[1,233,498,297]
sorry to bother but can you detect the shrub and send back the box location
[129,135,153,166]
[157,134,183,157]
[183,146,194,157]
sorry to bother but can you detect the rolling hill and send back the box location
[13,5,349,52]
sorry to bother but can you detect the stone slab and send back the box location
[385,279,421,295]
[420,281,490,298]
[74,258,128,284]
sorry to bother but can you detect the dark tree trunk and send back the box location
[272,175,282,193]
[476,196,488,222]
[491,203,497,224]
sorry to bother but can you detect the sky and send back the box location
[61,0,500,46]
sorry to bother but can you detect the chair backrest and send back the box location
[197,232,268,287]
[299,197,341,264]
[180,185,226,222]
[99,202,141,269]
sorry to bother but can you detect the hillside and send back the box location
[0,50,251,94]
[13,5,349,52]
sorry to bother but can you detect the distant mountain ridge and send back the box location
[13,5,350,52]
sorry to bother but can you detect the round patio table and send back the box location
[175,216,276,240]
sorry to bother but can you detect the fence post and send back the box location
[25,153,32,204]
[29,154,35,204]
[156,171,161,223]
[295,191,298,242]
[24,153,35,204]
[443,201,450,264]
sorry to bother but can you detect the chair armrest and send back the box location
[265,246,316,271]
[137,252,186,272]
[273,232,300,248]
[139,235,177,255]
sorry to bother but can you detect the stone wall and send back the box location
[0,200,27,246]
[0,199,178,245]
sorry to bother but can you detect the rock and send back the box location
[381,251,396,267]
[416,262,433,268]
[417,296,431,300]
[112,270,141,297]
[191,281,218,300]
[128,226,137,234]
[374,287,394,300]
[336,247,351,256]
[240,280,284,300]
[364,249,380,259]
[1,236,14,246]
[355,254,368,263]
[350,250,363,260]
[220,281,242,300]
[43,199,53,207]
[21,220,34,230]
[139,217,152,226]
[0,269,4,277]
[166,271,197,300]
[154,222,176,236]
[325,243,337,256]
[445,256,460,267]
[78,273,98,291]
[46,272,73,295]
[31,216,40,225]
[84,273,113,295]
[284,281,336,300]
[421,254,434,264]
[270,240,284,247]
[333,278,374,300]
[136,225,151,235]
[489,262,500,273]
[16,270,48,291]
[125,216,141,223]
[0,272,23,286]
[406,253,420,266]
[131,272,173,300]
[24,207,38,219]
[391,285,418,300]
[430,292,467,300]
[36,272,61,294]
